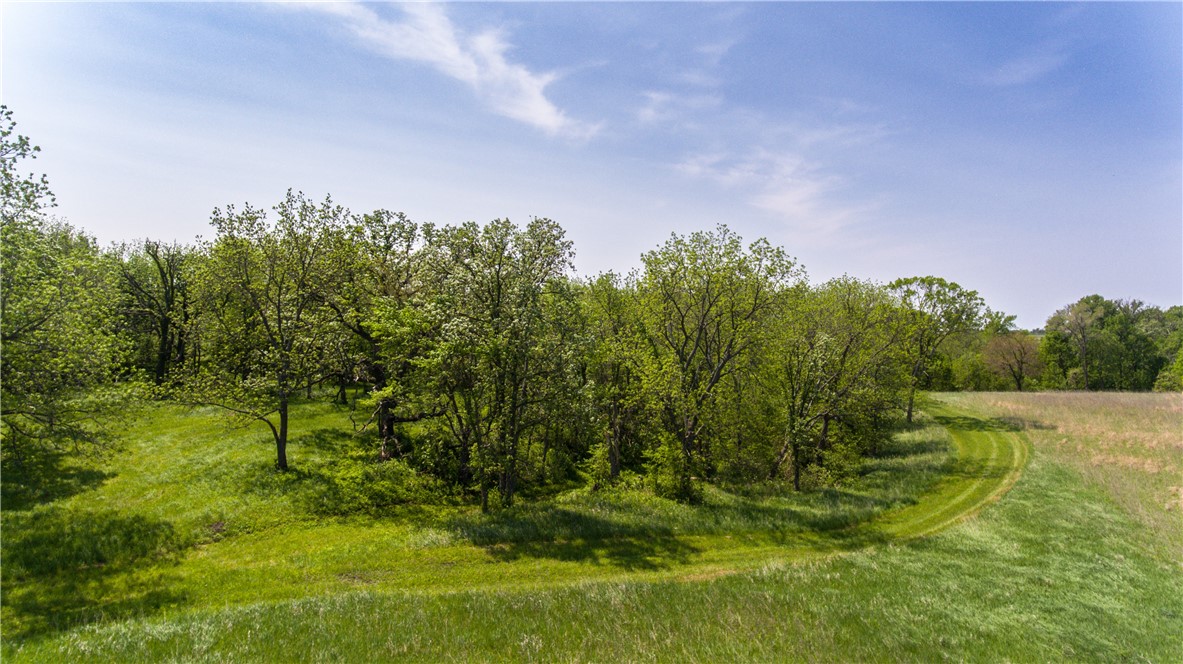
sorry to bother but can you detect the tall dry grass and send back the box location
[937,391,1183,553]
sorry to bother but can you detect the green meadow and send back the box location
[3,393,1180,662]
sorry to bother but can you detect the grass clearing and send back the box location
[2,399,955,646]
[5,392,1180,661]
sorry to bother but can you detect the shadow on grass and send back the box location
[235,427,366,500]
[2,567,187,642]
[482,531,701,571]
[442,484,912,573]
[934,413,1054,433]
[1,506,189,641]
[934,414,1021,433]
[945,455,1012,480]
[872,434,948,459]
[2,507,183,582]
[1,452,112,512]
[295,427,361,455]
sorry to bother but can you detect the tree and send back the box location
[634,226,801,499]
[984,331,1043,391]
[582,272,652,483]
[1,106,54,222]
[890,276,986,422]
[1041,296,1165,391]
[182,191,348,470]
[116,240,191,384]
[412,218,578,510]
[1,107,127,463]
[767,277,909,489]
[1045,298,1103,389]
[1149,306,1183,391]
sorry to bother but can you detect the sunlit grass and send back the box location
[6,394,1178,661]
[1,399,952,646]
[939,391,1183,553]
[11,421,1180,662]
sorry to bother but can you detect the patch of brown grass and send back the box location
[936,392,1183,553]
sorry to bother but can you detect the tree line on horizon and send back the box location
[4,107,1181,508]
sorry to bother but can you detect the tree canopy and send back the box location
[3,105,1179,510]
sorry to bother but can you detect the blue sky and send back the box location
[3,2,1180,327]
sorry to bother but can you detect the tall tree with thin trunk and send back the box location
[1046,299,1103,390]
[583,271,651,482]
[182,191,347,471]
[318,210,429,456]
[118,240,190,385]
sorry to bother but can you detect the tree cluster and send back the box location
[921,295,1182,394]
[3,107,1177,511]
[142,202,938,506]
[1040,296,1182,392]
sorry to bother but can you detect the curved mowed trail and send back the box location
[872,402,1029,541]
[671,400,1032,576]
[172,402,1032,601]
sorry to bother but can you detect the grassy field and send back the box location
[940,391,1183,554]
[3,393,1180,661]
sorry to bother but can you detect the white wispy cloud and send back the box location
[986,51,1069,87]
[678,149,875,238]
[636,90,722,125]
[298,2,597,139]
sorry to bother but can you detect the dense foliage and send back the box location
[2,107,1179,510]
[1,107,131,463]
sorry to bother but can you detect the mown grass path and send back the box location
[170,402,1032,603]
[873,402,1029,540]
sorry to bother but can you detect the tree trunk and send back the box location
[906,385,916,424]
[607,403,623,479]
[377,398,394,460]
[500,469,516,508]
[792,441,801,491]
[608,431,621,479]
[276,397,289,471]
[154,319,170,385]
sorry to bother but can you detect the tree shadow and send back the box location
[872,435,948,459]
[944,454,1011,481]
[1,452,112,512]
[935,413,1054,433]
[934,414,1022,433]
[996,416,1056,431]
[2,507,182,582]
[294,427,360,455]
[445,482,912,571]
[1,506,189,641]
[481,532,701,571]
[451,505,701,570]
[2,566,187,642]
